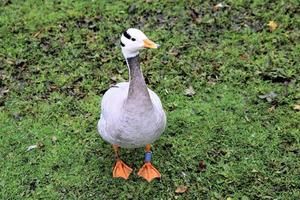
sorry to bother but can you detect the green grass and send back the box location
[1,0,300,199]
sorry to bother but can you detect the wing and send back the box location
[100,82,129,119]
[148,88,167,131]
[148,88,164,113]
[98,82,129,143]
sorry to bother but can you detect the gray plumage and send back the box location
[98,55,166,148]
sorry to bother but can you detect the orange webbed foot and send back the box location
[138,162,161,182]
[113,159,133,180]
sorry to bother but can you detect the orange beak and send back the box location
[143,39,159,49]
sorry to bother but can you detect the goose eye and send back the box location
[131,38,136,41]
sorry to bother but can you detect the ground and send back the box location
[0,0,300,199]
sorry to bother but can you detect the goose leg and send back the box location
[112,145,132,179]
[138,144,161,182]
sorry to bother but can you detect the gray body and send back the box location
[98,56,166,148]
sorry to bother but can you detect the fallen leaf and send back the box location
[4,59,14,65]
[213,3,227,11]
[239,54,249,61]
[293,104,300,111]
[110,75,117,81]
[37,141,45,149]
[184,86,196,97]
[51,136,58,144]
[267,21,278,32]
[27,145,37,151]
[33,30,43,38]
[258,91,277,102]
[268,105,276,112]
[175,185,188,194]
[198,160,207,172]
[0,88,9,97]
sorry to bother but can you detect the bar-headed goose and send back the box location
[97,28,166,182]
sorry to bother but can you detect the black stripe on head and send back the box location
[123,30,131,40]
[120,41,125,47]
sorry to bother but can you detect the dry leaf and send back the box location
[239,54,249,61]
[198,160,207,172]
[175,185,188,194]
[27,145,37,151]
[293,104,300,111]
[37,141,45,149]
[4,59,14,65]
[51,136,58,144]
[258,91,277,102]
[33,30,43,38]
[184,86,196,97]
[213,3,224,11]
[267,21,278,32]
[268,105,276,112]
[110,76,117,81]
[0,88,9,97]
[49,85,58,92]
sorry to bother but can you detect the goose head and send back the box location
[121,28,159,58]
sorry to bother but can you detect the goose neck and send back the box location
[125,55,152,109]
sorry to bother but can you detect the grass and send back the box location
[1,0,300,199]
